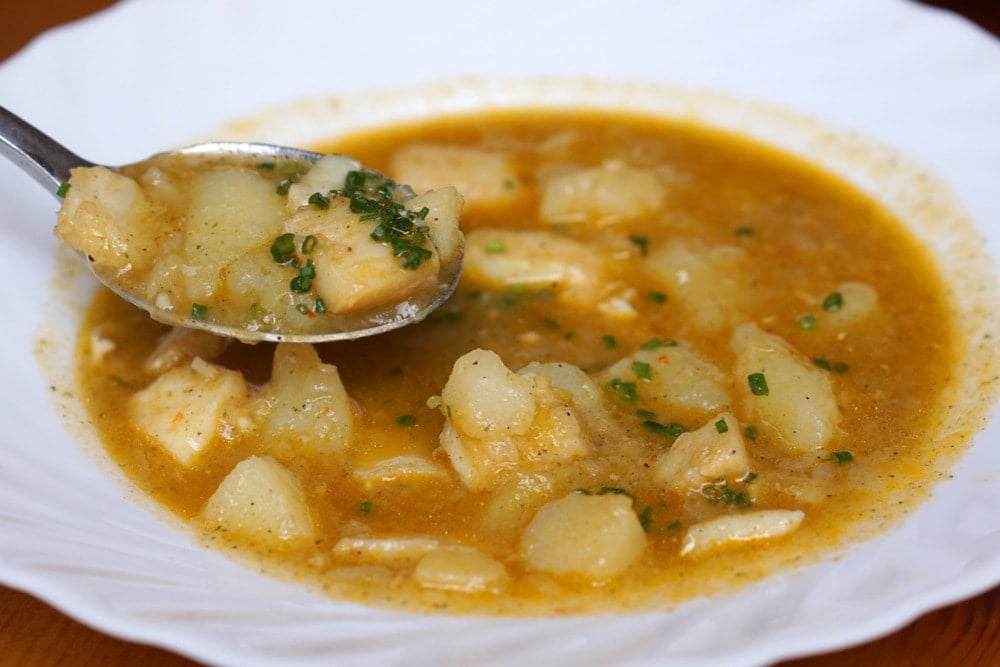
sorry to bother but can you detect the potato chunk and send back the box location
[643,241,749,331]
[463,229,607,307]
[819,281,879,330]
[732,324,840,451]
[539,160,666,224]
[128,357,248,466]
[438,350,592,489]
[405,187,464,265]
[388,144,523,210]
[680,509,805,557]
[55,166,158,272]
[441,349,536,439]
[518,492,647,580]
[258,344,353,456]
[598,343,731,420]
[653,412,752,493]
[201,455,314,542]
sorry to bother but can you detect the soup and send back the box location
[75,109,959,615]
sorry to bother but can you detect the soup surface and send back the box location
[76,109,958,615]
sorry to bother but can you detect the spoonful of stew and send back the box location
[0,105,464,343]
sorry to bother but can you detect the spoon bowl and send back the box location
[0,104,463,343]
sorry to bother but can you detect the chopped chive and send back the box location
[485,239,505,253]
[831,450,854,464]
[639,506,654,531]
[643,420,685,437]
[308,192,330,209]
[270,233,297,264]
[744,425,758,441]
[629,235,649,256]
[667,519,683,531]
[256,161,276,171]
[734,226,754,237]
[822,291,844,312]
[314,298,326,315]
[601,334,618,348]
[632,360,652,381]
[191,303,208,321]
[715,418,729,434]
[640,336,677,349]
[301,235,318,254]
[798,314,818,330]
[356,501,373,515]
[57,181,71,197]
[295,303,309,314]
[608,378,638,403]
[636,408,657,419]
[647,290,668,304]
[276,177,296,195]
[396,414,417,427]
[747,372,769,396]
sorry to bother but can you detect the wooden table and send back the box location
[2,1,998,665]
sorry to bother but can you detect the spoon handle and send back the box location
[0,105,93,196]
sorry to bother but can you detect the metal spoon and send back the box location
[0,104,462,343]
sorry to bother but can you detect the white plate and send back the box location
[2,1,999,665]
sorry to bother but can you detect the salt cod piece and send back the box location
[438,349,591,489]
[680,509,805,557]
[55,166,158,272]
[413,548,510,594]
[653,412,752,493]
[128,357,248,466]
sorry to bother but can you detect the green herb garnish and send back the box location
[748,372,769,396]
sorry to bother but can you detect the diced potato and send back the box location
[182,168,286,300]
[440,349,536,440]
[128,357,248,466]
[518,493,647,580]
[142,327,230,376]
[200,455,314,542]
[598,344,731,419]
[732,324,840,451]
[285,154,359,213]
[413,549,510,594]
[463,229,606,307]
[55,166,159,272]
[259,344,353,456]
[643,241,749,331]
[438,350,592,489]
[218,248,299,321]
[388,144,523,209]
[284,202,440,314]
[653,412,752,493]
[405,186,465,265]
[819,281,879,330]
[680,509,805,557]
[539,160,666,224]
